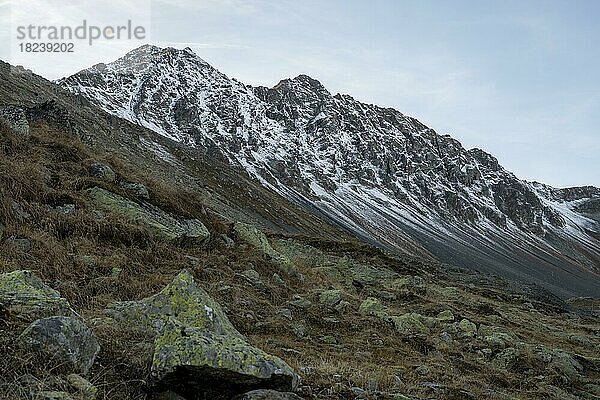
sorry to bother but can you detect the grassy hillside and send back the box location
[0,119,598,400]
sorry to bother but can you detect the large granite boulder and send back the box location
[86,187,209,243]
[101,270,297,399]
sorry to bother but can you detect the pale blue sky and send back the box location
[1,0,598,187]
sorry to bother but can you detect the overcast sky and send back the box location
[1,0,598,188]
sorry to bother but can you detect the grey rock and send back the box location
[457,319,477,337]
[11,200,31,220]
[436,310,455,322]
[55,204,76,215]
[19,316,100,375]
[6,236,32,252]
[377,291,397,301]
[220,234,235,248]
[121,182,150,199]
[36,392,74,400]
[66,374,98,399]
[319,289,343,307]
[89,162,116,182]
[288,295,311,309]
[277,308,293,320]
[272,273,286,287]
[0,105,29,135]
[292,323,306,338]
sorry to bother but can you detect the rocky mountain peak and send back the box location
[58,45,600,298]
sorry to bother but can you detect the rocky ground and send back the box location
[0,117,599,400]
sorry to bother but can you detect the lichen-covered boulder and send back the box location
[86,187,209,243]
[0,270,74,322]
[390,313,430,335]
[234,223,291,268]
[102,270,297,399]
[319,289,343,307]
[532,346,584,382]
[436,310,455,323]
[19,316,100,375]
[384,275,428,295]
[457,319,477,337]
[477,325,518,350]
[358,297,388,320]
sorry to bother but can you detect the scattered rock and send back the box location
[390,313,430,335]
[321,335,337,345]
[271,273,286,287]
[0,105,29,135]
[477,325,518,350]
[532,346,584,382]
[457,319,477,337]
[358,297,387,319]
[11,200,31,221]
[89,162,116,182]
[233,223,290,267]
[377,291,397,301]
[436,310,454,322]
[86,187,209,243]
[36,391,74,400]
[240,269,261,283]
[55,204,76,215]
[237,269,267,291]
[319,289,343,307]
[19,316,100,375]
[276,308,292,320]
[0,270,74,322]
[415,365,430,375]
[6,236,32,252]
[110,267,122,278]
[121,182,150,199]
[384,276,427,295]
[66,373,98,399]
[292,323,306,338]
[288,295,311,309]
[220,233,235,248]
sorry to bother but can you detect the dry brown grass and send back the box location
[0,121,598,400]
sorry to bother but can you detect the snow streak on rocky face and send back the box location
[59,45,600,297]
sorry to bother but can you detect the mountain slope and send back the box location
[59,45,600,298]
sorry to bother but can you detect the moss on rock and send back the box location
[390,313,431,336]
[0,270,74,322]
[86,187,209,243]
[102,270,297,398]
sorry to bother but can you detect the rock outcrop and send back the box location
[86,187,209,243]
[99,270,298,399]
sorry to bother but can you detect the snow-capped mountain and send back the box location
[59,45,600,298]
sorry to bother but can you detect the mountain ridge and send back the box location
[58,45,600,298]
